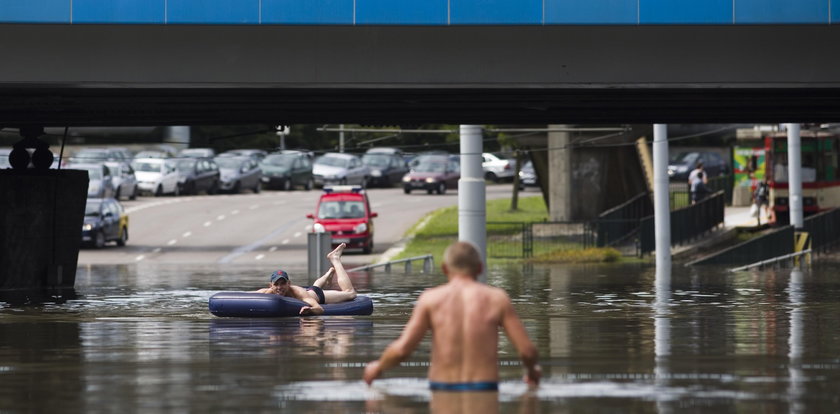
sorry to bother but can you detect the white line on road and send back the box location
[153,248,161,253]
[167,239,177,246]
[217,215,225,221]
[249,204,259,210]
[293,232,302,238]
[182,231,192,238]
[218,219,303,264]
[273,200,286,205]
[269,246,278,252]
[255,254,265,260]
[281,239,289,245]
[204,221,212,227]
[135,255,145,261]
[231,210,240,215]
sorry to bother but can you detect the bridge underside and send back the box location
[2,25,840,126]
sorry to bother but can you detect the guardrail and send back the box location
[802,208,840,254]
[640,190,726,256]
[348,254,434,273]
[728,249,812,272]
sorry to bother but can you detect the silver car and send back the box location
[105,161,139,200]
[215,156,262,193]
[66,163,115,199]
[312,153,370,188]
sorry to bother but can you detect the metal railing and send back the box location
[802,208,840,254]
[670,174,733,209]
[728,249,812,272]
[640,191,726,255]
[487,221,596,259]
[595,193,652,248]
[348,254,434,273]
[686,225,794,266]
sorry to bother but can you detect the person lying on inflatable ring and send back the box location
[254,243,357,315]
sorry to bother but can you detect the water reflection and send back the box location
[0,262,839,412]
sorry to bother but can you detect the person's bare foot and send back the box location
[327,243,346,262]
[323,267,335,286]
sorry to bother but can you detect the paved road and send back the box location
[78,184,517,266]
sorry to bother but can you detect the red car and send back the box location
[307,186,378,253]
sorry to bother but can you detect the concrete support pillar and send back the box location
[548,124,572,221]
[786,123,804,229]
[653,124,671,275]
[459,125,487,282]
[164,126,190,149]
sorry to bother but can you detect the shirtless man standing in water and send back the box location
[363,241,541,391]
[255,243,357,315]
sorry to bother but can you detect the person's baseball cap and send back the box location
[270,270,290,284]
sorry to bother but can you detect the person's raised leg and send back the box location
[312,267,335,289]
[323,243,357,304]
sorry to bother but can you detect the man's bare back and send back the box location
[364,241,540,388]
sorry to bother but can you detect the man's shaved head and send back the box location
[442,241,482,277]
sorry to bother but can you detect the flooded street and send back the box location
[2,262,840,412]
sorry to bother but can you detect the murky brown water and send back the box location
[1,261,840,413]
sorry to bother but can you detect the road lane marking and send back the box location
[135,255,145,261]
[249,204,259,210]
[255,254,265,260]
[231,210,240,215]
[281,239,289,245]
[293,232,302,238]
[153,248,161,253]
[218,219,303,264]
[217,215,225,221]
[269,246,278,252]
[204,221,212,227]
[167,239,177,246]
[182,232,192,238]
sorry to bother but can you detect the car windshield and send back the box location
[176,159,197,171]
[671,152,699,164]
[318,200,365,219]
[215,158,242,169]
[85,201,102,216]
[414,161,447,173]
[262,154,295,167]
[132,161,162,172]
[362,154,390,167]
[315,156,349,168]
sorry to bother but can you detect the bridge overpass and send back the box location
[2,2,840,126]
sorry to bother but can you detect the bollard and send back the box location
[405,260,412,273]
[307,232,332,284]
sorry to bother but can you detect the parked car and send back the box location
[67,162,116,198]
[69,147,129,164]
[259,151,314,191]
[178,148,216,159]
[402,154,460,195]
[668,151,729,180]
[306,186,378,254]
[133,150,172,159]
[105,161,139,200]
[362,151,409,188]
[518,160,539,188]
[482,152,516,182]
[175,157,220,195]
[131,158,180,196]
[215,156,262,193]
[221,149,267,161]
[312,153,370,188]
[82,197,128,248]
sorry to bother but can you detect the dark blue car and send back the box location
[82,198,129,248]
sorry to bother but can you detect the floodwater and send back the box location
[1,261,840,413]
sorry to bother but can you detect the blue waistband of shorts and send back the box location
[429,381,498,392]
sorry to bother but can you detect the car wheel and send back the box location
[155,185,163,197]
[233,181,241,194]
[404,186,411,194]
[305,178,313,191]
[437,182,446,195]
[173,182,181,197]
[94,231,106,249]
[485,172,498,183]
[253,182,261,193]
[116,228,128,247]
[209,181,219,195]
[130,186,138,200]
[363,239,373,254]
[282,178,292,191]
[115,186,122,200]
